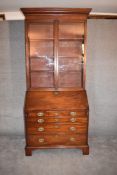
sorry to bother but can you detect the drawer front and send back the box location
[28,111,87,118]
[26,116,88,124]
[26,123,87,134]
[27,134,87,146]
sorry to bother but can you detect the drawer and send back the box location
[27,134,87,146]
[26,116,88,124]
[26,123,87,134]
[28,110,88,118]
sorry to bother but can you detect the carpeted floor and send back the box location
[0,136,117,175]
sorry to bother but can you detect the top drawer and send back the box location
[27,111,88,118]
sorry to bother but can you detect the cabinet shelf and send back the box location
[58,56,83,58]
[29,38,54,41]
[30,70,54,73]
[59,38,84,41]
[30,56,83,59]
[30,70,82,73]
[30,56,54,59]
[29,38,84,41]
[59,70,82,73]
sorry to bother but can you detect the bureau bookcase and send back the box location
[21,8,91,156]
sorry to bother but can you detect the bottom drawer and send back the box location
[27,134,87,146]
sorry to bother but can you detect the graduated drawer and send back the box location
[28,111,88,118]
[26,116,87,124]
[27,134,87,146]
[26,123,87,134]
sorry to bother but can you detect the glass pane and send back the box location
[29,23,54,88]
[58,22,84,88]
[59,23,84,39]
[30,40,53,57]
[59,57,82,71]
[31,72,54,88]
[30,57,54,71]
[29,24,53,39]
[59,40,82,57]
[58,72,82,88]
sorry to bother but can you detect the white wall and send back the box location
[87,20,117,136]
[0,21,26,135]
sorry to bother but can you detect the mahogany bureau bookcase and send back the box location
[21,8,91,156]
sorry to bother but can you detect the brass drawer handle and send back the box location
[55,112,59,116]
[70,112,77,116]
[70,137,76,142]
[54,91,59,95]
[37,118,44,123]
[37,112,44,117]
[54,125,60,129]
[70,117,76,123]
[38,138,44,143]
[38,127,44,132]
[55,118,59,122]
[70,126,76,131]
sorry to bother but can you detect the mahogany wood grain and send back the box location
[26,116,87,123]
[25,90,89,112]
[21,8,91,156]
[28,110,87,117]
[89,14,117,19]
[27,134,87,146]
[83,21,87,89]
[28,87,84,91]
[21,8,92,15]
[27,123,87,134]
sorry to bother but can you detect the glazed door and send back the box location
[58,22,84,89]
[28,21,85,90]
[28,22,54,88]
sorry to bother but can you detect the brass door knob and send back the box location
[38,138,44,143]
[37,112,44,117]
[70,112,77,116]
[70,126,76,131]
[38,127,44,132]
[37,118,44,123]
[70,137,76,142]
[70,117,76,122]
